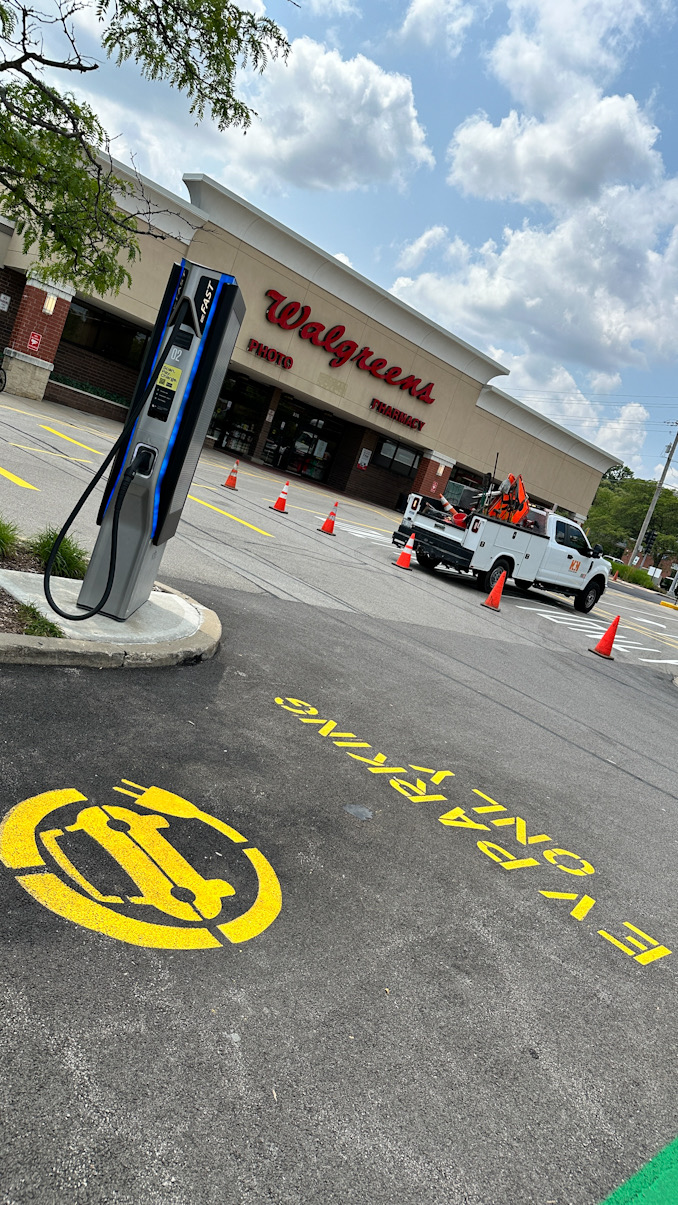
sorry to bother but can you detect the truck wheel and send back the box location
[416,551,441,572]
[574,582,600,613]
[514,579,533,594]
[479,557,511,593]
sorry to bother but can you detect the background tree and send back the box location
[649,534,678,568]
[0,0,289,294]
[601,464,634,486]
[587,469,678,556]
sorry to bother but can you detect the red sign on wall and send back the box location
[369,397,425,431]
[27,331,42,353]
[247,337,293,369]
[265,290,436,405]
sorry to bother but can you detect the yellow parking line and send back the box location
[11,443,92,463]
[0,465,39,490]
[187,494,274,537]
[198,459,397,520]
[262,499,392,533]
[0,404,33,415]
[596,606,678,650]
[39,425,102,454]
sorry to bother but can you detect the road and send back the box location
[1,394,677,1205]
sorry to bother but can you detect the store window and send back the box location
[62,301,149,369]
[208,372,272,456]
[262,395,345,482]
[373,439,420,478]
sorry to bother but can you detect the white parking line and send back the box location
[515,605,661,655]
[629,616,666,626]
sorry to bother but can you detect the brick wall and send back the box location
[413,457,452,497]
[8,283,70,363]
[338,430,409,508]
[0,266,26,351]
[53,341,139,402]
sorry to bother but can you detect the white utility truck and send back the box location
[393,492,609,613]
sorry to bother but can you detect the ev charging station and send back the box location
[45,260,245,623]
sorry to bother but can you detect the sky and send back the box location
[56,0,678,485]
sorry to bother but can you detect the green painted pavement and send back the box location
[600,1135,678,1203]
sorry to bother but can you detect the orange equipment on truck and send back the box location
[487,474,530,525]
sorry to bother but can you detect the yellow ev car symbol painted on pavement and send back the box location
[0,781,281,949]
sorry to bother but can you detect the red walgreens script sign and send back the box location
[28,331,42,353]
[265,290,435,405]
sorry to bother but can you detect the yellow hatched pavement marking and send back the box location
[187,494,274,537]
[0,465,39,490]
[39,425,102,454]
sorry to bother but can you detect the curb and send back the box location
[0,585,221,669]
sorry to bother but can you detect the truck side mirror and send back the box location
[593,543,603,558]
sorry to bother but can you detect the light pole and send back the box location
[628,424,678,568]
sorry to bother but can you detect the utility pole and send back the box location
[628,425,678,567]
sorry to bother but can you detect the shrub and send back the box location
[611,562,656,588]
[27,527,89,579]
[0,516,19,559]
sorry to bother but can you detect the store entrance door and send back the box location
[262,396,344,482]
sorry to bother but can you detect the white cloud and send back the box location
[588,370,622,392]
[594,403,650,465]
[216,37,434,191]
[396,224,448,270]
[391,0,678,466]
[333,251,354,265]
[391,178,678,375]
[399,0,478,57]
[449,89,660,206]
[73,37,433,196]
[483,350,649,466]
[489,0,661,114]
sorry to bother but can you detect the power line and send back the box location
[513,388,678,400]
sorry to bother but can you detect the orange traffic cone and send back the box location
[222,460,239,490]
[393,531,415,570]
[319,502,338,535]
[481,570,506,611]
[270,481,290,513]
[589,615,620,660]
[612,570,619,580]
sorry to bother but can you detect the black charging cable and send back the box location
[43,447,151,622]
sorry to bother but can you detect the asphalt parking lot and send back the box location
[1,395,676,1204]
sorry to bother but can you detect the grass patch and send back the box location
[27,527,89,579]
[17,603,63,638]
[0,516,19,559]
